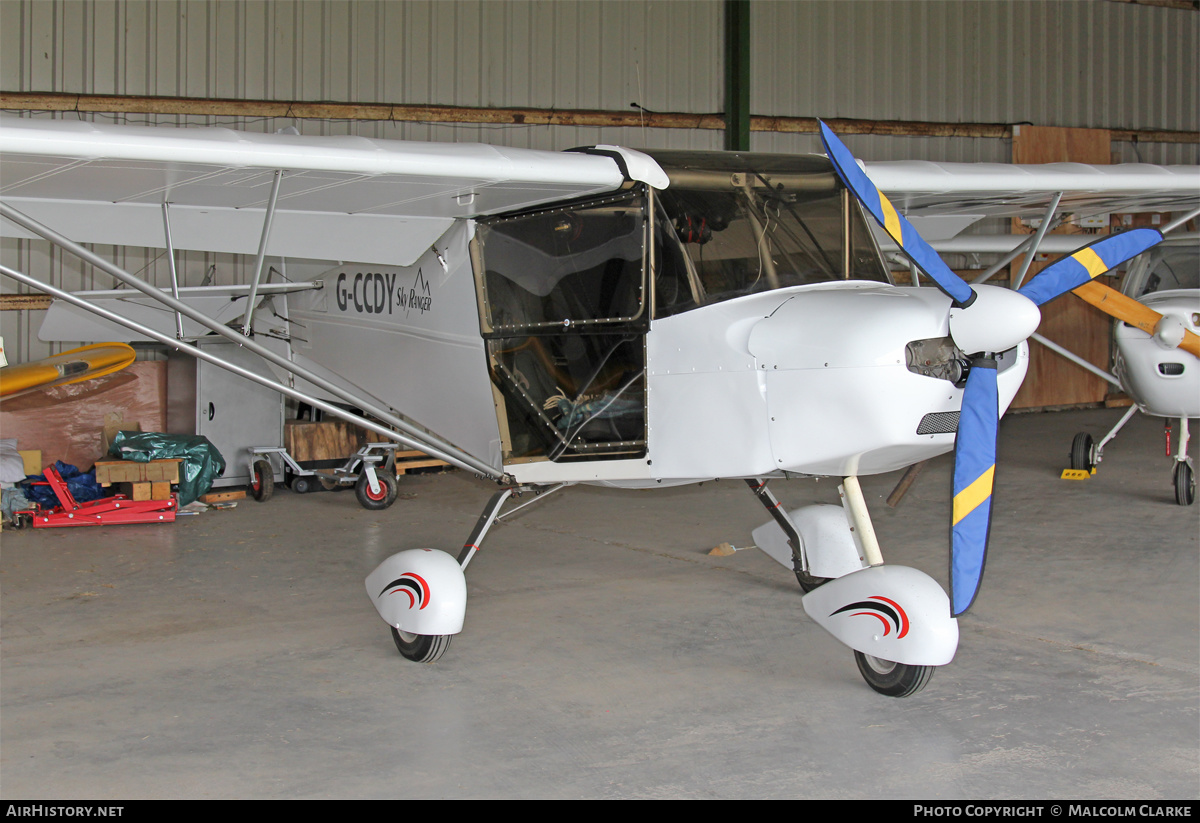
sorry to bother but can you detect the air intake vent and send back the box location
[1159,362,1185,376]
[917,412,960,435]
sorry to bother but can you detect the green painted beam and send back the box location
[724,0,751,151]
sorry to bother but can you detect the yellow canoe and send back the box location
[0,343,137,398]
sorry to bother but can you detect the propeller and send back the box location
[818,121,1166,616]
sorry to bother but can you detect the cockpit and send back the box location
[470,151,891,464]
[1120,240,1200,300]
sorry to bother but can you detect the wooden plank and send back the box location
[395,458,449,474]
[199,489,245,503]
[0,294,54,311]
[3,92,1195,144]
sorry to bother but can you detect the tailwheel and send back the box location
[853,651,934,697]
[1070,432,1095,472]
[390,627,452,663]
[1174,461,1195,506]
[250,459,274,501]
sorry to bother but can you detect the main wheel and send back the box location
[1070,432,1095,472]
[794,569,830,593]
[853,651,934,697]
[249,459,274,502]
[355,470,398,510]
[1174,461,1195,506]
[391,627,452,663]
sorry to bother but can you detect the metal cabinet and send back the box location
[167,339,284,488]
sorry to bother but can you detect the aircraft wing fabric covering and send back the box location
[819,122,975,307]
[0,116,648,266]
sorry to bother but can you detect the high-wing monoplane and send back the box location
[1057,237,1198,505]
[2,116,1196,696]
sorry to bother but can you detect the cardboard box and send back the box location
[17,449,41,476]
[100,417,142,458]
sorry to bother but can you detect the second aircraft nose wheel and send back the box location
[1070,432,1095,472]
[1174,461,1195,506]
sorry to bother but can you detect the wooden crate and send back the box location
[284,420,366,463]
[95,458,180,486]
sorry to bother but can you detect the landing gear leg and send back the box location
[746,479,826,592]
[457,488,517,570]
[1077,404,1140,473]
[1173,417,1194,506]
[369,487,534,663]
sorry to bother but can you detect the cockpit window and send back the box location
[648,151,890,317]
[476,191,647,333]
[1122,243,1200,299]
[474,190,648,464]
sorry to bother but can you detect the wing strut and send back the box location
[1010,192,1063,290]
[0,260,506,482]
[160,203,185,339]
[0,201,505,483]
[242,169,284,335]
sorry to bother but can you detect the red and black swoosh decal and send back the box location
[830,596,910,638]
[378,573,431,611]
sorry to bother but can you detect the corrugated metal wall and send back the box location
[2,0,1197,361]
[752,0,1199,164]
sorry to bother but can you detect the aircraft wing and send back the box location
[864,159,1200,222]
[0,116,664,267]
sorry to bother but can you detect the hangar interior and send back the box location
[1,0,1197,800]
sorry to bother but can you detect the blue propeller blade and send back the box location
[819,121,976,308]
[1017,228,1163,306]
[950,359,999,616]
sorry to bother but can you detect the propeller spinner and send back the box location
[819,122,1165,616]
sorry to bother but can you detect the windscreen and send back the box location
[648,151,890,317]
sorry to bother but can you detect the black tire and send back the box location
[1174,461,1195,506]
[291,476,313,495]
[853,651,934,697]
[794,569,830,593]
[1070,432,1094,472]
[355,470,398,510]
[391,627,452,663]
[250,459,274,502]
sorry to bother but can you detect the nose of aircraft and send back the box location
[947,284,1041,356]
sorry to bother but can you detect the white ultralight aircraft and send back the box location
[2,116,1197,696]
[1054,237,1198,505]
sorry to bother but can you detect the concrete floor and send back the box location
[1,407,1196,799]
